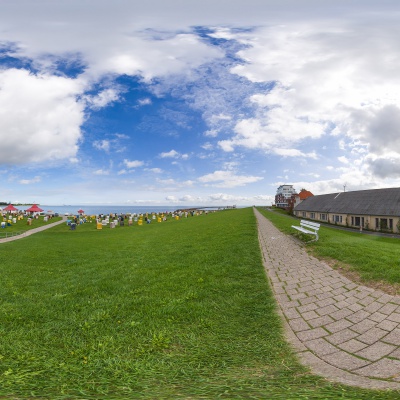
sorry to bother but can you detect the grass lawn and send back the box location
[0,208,399,399]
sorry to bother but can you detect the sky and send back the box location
[1,0,400,206]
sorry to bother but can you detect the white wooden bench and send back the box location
[291,220,320,242]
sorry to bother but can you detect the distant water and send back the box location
[39,205,215,216]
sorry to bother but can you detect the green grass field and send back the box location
[0,208,399,399]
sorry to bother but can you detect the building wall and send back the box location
[294,210,400,233]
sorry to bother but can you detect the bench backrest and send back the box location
[300,220,320,231]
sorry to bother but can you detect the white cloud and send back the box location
[138,98,152,106]
[123,159,144,169]
[159,149,189,159]
[86,88,119,109]
[224,22,400,168]
[274,148,317,159]
[93,169,109,175]
[0,68,84,165]
[198,170,263,188]
[338,156,350,164]
[145,168,163,173]
[19,176,41,184]
[93,140,111,152]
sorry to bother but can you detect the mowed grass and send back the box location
[0,208,399,399]
[258,207,400,285]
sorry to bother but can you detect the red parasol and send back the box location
[25,204,44,213]
[4,204,18,212]
[77,209,84,214]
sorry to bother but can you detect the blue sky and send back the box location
[1,0,400,206]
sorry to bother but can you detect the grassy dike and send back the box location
[0,208,399,399]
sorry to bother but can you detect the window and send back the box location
[310,213,315,219]
[302,211,306,217]
[333,215,342,223]
[376,218,379,229]
[320,213,327,221]
[351,216,361,226]
[380,219,388,230]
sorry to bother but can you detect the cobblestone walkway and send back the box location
[255,208,400,390]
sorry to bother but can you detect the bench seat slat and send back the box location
[291,220,320,242]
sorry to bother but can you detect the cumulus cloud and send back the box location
[0,68,85,165]
[159,150,189,159]
[222,22,400,172]
[93,140,111,152]
[123,159,144,169]
[86,88,120,109]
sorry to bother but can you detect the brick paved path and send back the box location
[255,208,400,390]
[0,217,67,243]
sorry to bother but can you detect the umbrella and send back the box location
[25,204,44,213]
[3,204,18,212]
[77,209,84,214]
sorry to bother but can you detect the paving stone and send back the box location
[364,302,383,313]
[338,339,368,353]
[388,313,400,323]
[306,338,338,356]
[382,328,400,346]
[369,312,388,323]
[289,318,310,332]
[354,291,373,300]
[333,294,347,302]
[355,358,400,379]
[297,327,329,342]
[351,319,377,334]
[297,285,314,294]
[315,304,339,316]
[332,287,348,296]
[297,303,318,313]
[327,328,360,345]
[346,310,371,324]
[347,303,363,312]
[316,297,336,308]
[378,303,398,315]
[325,319,353,334]
[300,294,319,304]
[344,283,358,290]
[302,310,320,321]
[356,342,397,361]
[330,308,354,321]
[287,288,300,296]
[316,292,334,300]
[377,320,398,332]
[308,315,335,328]
[284,308,301,319]
[324,351,370,371]
[388,348,400,360]
[357,327,388,345]
[376,294,395,304]
[358,296,376,307]
[291,292,308,301]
